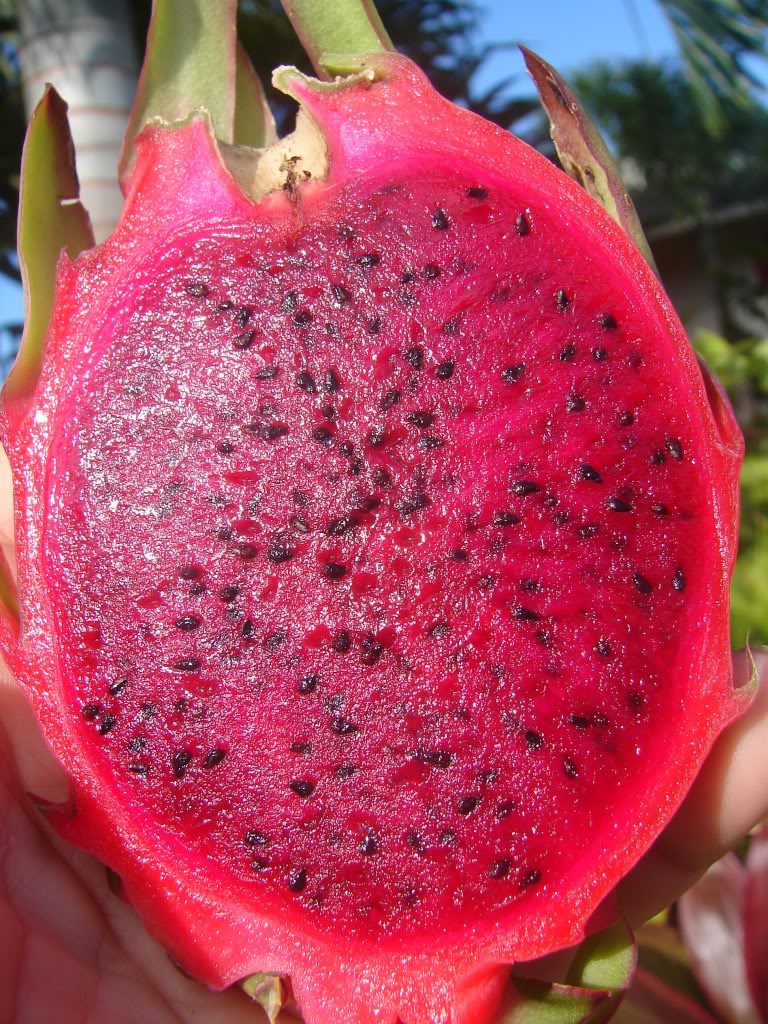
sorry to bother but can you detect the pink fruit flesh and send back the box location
[2,55,742,1024]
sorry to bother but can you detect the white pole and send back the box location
[17,0,139,241]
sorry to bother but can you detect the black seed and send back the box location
[513,606,542,623]
[423,263,441,279]
[619,411,635,426]
[175,616,200,632]
[323,563,348,580]
[419,435,444,450]
[293,309,312,326]
[82,703,102,721]
[432,208,450,229]
[326,515,358,536]
[263,423,289,440]
[405,346,424,369]
[520,868,541,888]
[267,543,293,564]
[607,496,632,513]
[673,567,686,592]
[288,867,308,893]
[600,314,618,331]
[651,449,666,465]
[436,358,455,380]
[108,677,128,696]
[381,389,401,410]
[290,515,310,534]
[333,631,352,653]
[579,464,603,483]
[595,638,612,657]
[217,441,235,455]
[241,619,255,639]
[189,582,207,595]
[495,800,516,819]
[173,658,201,672]
[489,859,511,879]
[367,317,382,335]
[560,344,577,362]
[652,503,669,516]
[128,763,149,775]
[338,223,354,239]
[407,831,425,852]
[313,426,334,445]
[360,832,379,856]
[566,393,585,412]
[515,211,530,236]
[535,628,551,647]
[185,280,208,298]
[331,716,357,735]
[443,315,459,335]
[323,368,341,394]
[235,542,258,560]
[298,674,319,695]
[281,290,298,311]
[632,572,653,595]
[555,289,570,311]
[428,621,451,639]
[592,347,608,361]
[203,748,226,769]
[398,289,416,306]
[331,283,351,305]
[407,410,434,428]
[361,635,384,665]
[525,730,543,750]
[234,305,251,327]
[264,631,286,650]
[216,300,233,311]
[578,524,599,538]
[233,330,255,350]
[510,479,541,496]
[493,511,521,526]
[128,737,147,753]
[501,363,525,383]
[356,252,380,269]
[289,780,315,798]
[666,437,684,461]
[295,370,317,394]
[478,574,497,590]
[397,492,431,518]
[245,830,268,846]
[412,748,453,769]
[338,441,353,458]
[457,795,481,815]
[563,756,579,778]
[255,366,279,380]
[324,403,337,420]
[372,467,392,488]
[250,858,269,871]
[520,578,540,593]
[570,715,590,729]
[179,565,199,580]
[628,690,644,710]
[219,585,240,603]
[172,750,192,778]
[335,764,358,778]
[451,548,468,561]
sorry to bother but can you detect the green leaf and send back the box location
[281,0,393,78]
[6,87,93,406]
[235,43,278,148]
[499,924,636,1024]
[120,0,238,186]
[520,47,658,276]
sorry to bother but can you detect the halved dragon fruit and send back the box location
[0,2,745,1022]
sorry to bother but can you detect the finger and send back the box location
[618,649,768,926]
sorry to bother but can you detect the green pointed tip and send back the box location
[240,973,286,1023]
[5,86,94,407]
[520,45,658,276]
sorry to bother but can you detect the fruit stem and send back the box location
[281,0,393,78]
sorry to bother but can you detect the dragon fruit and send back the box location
[0,1,745,1022]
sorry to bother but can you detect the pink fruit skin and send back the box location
[0,54,744,1024]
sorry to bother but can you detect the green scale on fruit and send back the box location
[0,1,745,1022]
